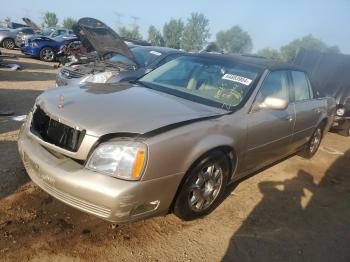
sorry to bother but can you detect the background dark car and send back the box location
[56,17,184,86]
[294,48,350,136]
[57,45,184,86]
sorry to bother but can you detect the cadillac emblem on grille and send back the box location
[58,94,64,109]
[63,70,70,77]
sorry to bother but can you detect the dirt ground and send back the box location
[0,49,349,262]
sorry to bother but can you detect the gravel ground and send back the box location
[0,49,350,262]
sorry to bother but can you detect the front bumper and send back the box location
[20,46,39,57]
[18,121,183,223]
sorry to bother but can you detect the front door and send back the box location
[244,70,295,171]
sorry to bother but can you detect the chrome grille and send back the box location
[60,68,86,79]
[31,106,85,152]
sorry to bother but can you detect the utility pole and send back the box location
[130,16,140,28]
[114,12,123,28]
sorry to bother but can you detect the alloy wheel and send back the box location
[188,164,223,211]
[4,39,14,49]
[41,48,54,61]
[309,128,322,153]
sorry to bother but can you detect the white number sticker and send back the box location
[222,74,252,86]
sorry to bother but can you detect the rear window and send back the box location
[292,71,312,101]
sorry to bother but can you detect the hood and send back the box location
[35,82,226,137]
[28,35,52,42]
[22,17,41,33]
[73,17,135,62]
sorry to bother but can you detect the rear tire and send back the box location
[173,151,229,220]
[39,47,55,62]
[299,124,324,159]
[2,38,15,49]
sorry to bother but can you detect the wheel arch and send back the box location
[1,37,15,47]
[169,143,238,212]
[39,46,56,61]
[318,117,330,136]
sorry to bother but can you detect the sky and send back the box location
[1,0,350,54]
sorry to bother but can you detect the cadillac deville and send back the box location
[18,54,335,223]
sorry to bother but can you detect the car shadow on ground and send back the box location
[0,69,56,82]
[222,149,350,262]
[13,59,57,70]
[0,89,42,199]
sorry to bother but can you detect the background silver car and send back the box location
[0,27,34,49]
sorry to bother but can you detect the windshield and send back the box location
[140,56,262,110]
[106,53,137,67]
[42,28,54,36]
[131,47,163,67]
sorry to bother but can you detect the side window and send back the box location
[255,70,289,106]
[22,28,33,34]
[291,71,311,101]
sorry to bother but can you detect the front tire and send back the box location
[2,38,15,49]
[173,151,229,220]
[39,47,55,62]
[300,124,324,159]
[339,121,350,137]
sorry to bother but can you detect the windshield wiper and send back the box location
[134,80,151,88]
[104,60,136,70]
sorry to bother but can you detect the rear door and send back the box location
[289,70,321,149]
[244,70,295,171]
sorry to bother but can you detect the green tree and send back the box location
[280,34,340,62]
[148,25,164,46]
[257,48,282,61]
[202,42,222,53]
[216,25,252,54]
[181,13,210,51]
[62,17,77,30]
[43,12,58,28]
[118,25,142,40]
[163,19,184,49]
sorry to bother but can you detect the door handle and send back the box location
[314,108,321,114]
[285,115,293,122]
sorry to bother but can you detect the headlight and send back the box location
[80,72,113,84]
[336,108,345,116]
[86,141,147,181]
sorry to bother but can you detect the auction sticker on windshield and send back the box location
[150,51,162,56]
[222,74,252,86]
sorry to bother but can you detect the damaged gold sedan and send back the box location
[18,54,335,223]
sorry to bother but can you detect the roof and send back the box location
[132,45,183,54]
[195,52,306,71]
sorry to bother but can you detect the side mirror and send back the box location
[259,96,288,110]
